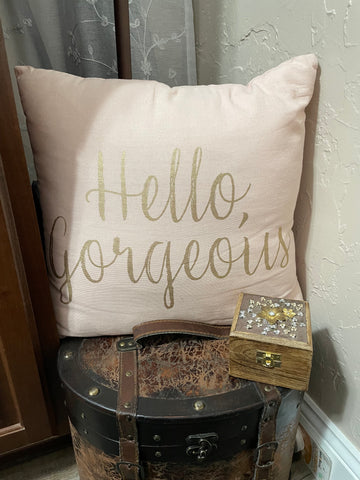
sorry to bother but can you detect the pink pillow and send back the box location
[16,55,317,337]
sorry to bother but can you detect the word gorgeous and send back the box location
[49,148,290,309]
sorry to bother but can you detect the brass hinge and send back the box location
[256,351,282,369]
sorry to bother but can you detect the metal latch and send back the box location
[256,351,282,369]
[186,433,218,462]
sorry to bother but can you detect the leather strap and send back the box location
[253,383,282,480]
[133,319,230,344]
[116,337,142,480]
[116,320,230,478]
[117,321,281,480]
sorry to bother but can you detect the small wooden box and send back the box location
[229,293,312,391]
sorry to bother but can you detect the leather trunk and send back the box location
[58,331,302,480]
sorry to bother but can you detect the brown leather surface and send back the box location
[70,410,299,480]
[70,420,255,480]
[137,336,246,398]
[145,451,254,480]
[80,337,120,390]
[253,383,282,480]
[70,421,124,480]
[117,343,140,480]
[79,336,247,398]
[133,320,230,344]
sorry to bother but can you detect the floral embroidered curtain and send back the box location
[1,0,197,179]
[1,0,197,85]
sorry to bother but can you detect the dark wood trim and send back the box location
[0,22,67,435]
[0,156,52,453]
[113,0,132,79]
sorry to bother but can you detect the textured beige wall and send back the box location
[193,0,360,449]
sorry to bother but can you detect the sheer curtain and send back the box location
[1,0,197,83]
[1,0,197,178]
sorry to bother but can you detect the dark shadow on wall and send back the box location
[192,0,225,85]
[308,328,348,420]
[294,65,321,298]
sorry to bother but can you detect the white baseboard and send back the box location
[300,394,360,480]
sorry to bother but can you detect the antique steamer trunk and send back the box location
[58,322,303,480]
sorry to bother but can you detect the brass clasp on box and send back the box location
[256,351,282,369]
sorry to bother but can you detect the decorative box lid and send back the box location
[230,293,311,349]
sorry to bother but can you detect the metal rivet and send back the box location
[64,351,73,359]
[125,371,133,377]
[128,341,134,346]
[124,402,131,409]
[119,341,126,347]
[155,451,162,458]
[81,412,86,420]
[193,400,205,411]
[241,425,248,431]
[153,435,161,442]
[84,429,88,435]
[127,435,134,441]
[264,385,273,392]
[88,386,100,397]
[240,439,246,446]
